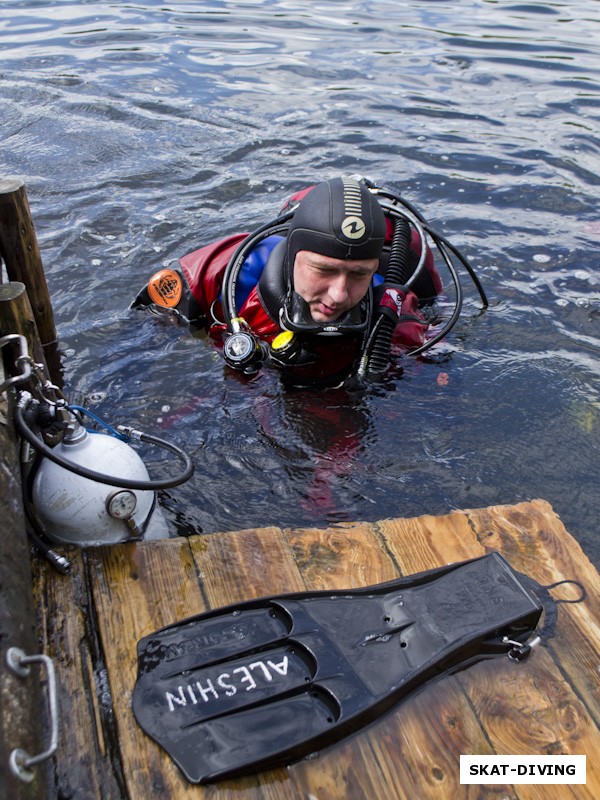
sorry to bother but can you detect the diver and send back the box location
[133,176,487,384]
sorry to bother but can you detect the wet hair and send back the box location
[285,177,386,281]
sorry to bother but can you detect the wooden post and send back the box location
[0,282,48,375]
[0,178,57,349]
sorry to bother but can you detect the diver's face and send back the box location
[293,250,379,323]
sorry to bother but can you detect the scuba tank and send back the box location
[15,394,194,550]
[31,415,160,546]
[2,334,194,558]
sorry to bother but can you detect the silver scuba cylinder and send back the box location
[32,418,168,546]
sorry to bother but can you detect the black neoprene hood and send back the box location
[285,177,386,277]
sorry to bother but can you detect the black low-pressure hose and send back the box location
[377,187,488,308]
[386,214,414,286]
[222,211,294,326]
[363,216,412,378]
[14,398,194,490]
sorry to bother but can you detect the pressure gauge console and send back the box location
[106,489,137,520]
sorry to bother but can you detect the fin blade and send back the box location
[132,552,545,783]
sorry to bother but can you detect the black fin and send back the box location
[132,552,545,784]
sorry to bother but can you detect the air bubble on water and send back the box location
[87,392,106,403]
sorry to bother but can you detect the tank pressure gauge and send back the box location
[224,331,257,366]
[106,489,137,520]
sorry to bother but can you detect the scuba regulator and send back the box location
[222,317,269,372]
[222,320,318,374]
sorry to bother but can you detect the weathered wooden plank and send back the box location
[284,521,399,589]
[283,521,498,800]
[190,526,306,605]
[462,500,600,798]
[463,653,600,800]
[188,527,306,800]
[32,551,124,799]
[466,500,600,725]
[344,683,507,800]
[89,538,208,799]
[377,507,486,571]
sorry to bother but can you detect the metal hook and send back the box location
[503,634,541,662]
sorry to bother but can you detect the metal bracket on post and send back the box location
[6,646,59,783]
[0,333,32,393]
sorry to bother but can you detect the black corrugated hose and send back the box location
[363,215,412,378]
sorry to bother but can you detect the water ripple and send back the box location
[1,0,599,565]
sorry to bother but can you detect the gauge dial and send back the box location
[106,489,137,520]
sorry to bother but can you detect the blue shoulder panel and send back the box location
[235,235,284,308]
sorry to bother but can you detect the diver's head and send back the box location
[285,177,386,325]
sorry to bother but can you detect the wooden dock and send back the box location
[31,498,599,799]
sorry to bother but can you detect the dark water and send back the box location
[1,1,599,567]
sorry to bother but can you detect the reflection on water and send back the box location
[1,1,599,566]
